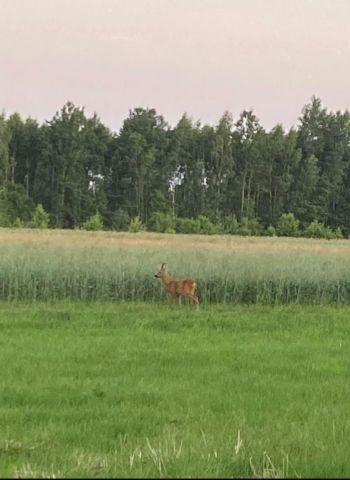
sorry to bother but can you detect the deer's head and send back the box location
[154,263,167,279]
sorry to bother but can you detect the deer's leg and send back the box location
[189,294,199,309]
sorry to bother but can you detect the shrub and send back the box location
[30,204,50,229]
[334,227,344,239]
[82,212,104,231]
[304,220,338,240]
[0,212,10,227]
[248,218,263,236]
[175,217,201,234]
[237,217,263,236]
[265,225,277,237]
[0,184,34,225]
[13,217,24,228]
[198,215,219,235]
[149,212,175,233]
[164,227,176,234]
[0,188,10,227]
[276,213,300,237]
[112,209,130,231]
[237,217,251,236]
[128,216,146,233]
[223,215,239,234]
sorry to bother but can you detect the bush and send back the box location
[13,217,24,228]
[0,212,10,227]
[128,216,146,233]
[0,184,34,226]
[276,213,300,237]
[265,225,277,237]
[164,227,176,234]
[198,215,219,235]
[175,217,201,234]
[112,209,130,231]
[30,204,50,229]
[334,227,344,239]
[237,217,263,236]
[223,215,239,234]
[237,217,251,236]
[82,212,104,231]
[248,218,263,236]
[149,212,175,233]
[304,220,339,240]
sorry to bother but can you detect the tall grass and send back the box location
[0,234,350,303]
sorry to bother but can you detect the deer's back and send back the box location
[168,278,197,296]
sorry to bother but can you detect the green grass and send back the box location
[1,302,350,478]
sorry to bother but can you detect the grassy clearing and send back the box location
[0,228,350,304]
[1,302,350,478]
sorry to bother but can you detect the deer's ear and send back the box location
[161,263,167,270]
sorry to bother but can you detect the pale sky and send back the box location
[1,0,350,132]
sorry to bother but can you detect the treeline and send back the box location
[0,96,350,237]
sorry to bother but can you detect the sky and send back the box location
[1,0,350,132]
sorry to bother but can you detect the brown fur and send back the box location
[154,263,199,308]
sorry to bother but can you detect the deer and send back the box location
[154,263,199,308]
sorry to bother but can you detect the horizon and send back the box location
[2,94,347,135]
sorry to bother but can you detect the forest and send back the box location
[0,96,349,237]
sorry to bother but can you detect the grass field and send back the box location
[0,228,350,304]
[1,229,350,477]
[1,302,350,478]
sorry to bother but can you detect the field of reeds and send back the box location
[0,228,350,304]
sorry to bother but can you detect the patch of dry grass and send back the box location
[0,227,349,254]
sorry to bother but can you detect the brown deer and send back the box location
[154,263,199,308]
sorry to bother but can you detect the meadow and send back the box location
[1,302,350,478]
[1,228,350,478]
[0,228,350,304]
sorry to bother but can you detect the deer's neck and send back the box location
[162,272,173,286]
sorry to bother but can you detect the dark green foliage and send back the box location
[276,213,300,237]
[82,212,104,231]
[148,211,175,233]
[222,214,239,234]
[197,215,220,234]
[128,215,146,233]
[0,97,350,235]
[30,203,50,229]
[175,217,201,234]
[304,220,343,240]
[265,225,277,237]
[12,217,24,228]
[0,184,34,226]
[111,208,130,231]
[237,217,263,236]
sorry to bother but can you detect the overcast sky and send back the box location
[1,0,350,132]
